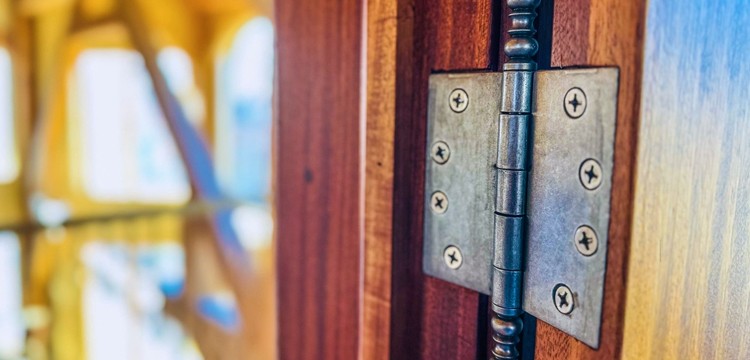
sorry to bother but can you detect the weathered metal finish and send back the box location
[493,214,524,271]
[522,68,618,348]
[497,115,530,169]
[423,72,502,295]
[495,170,528,216]
[493,1,541,358]
[423,68,619,349]
[501,71,534,113]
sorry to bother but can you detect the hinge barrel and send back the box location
[500,71,534,113]
[491,0,541,359]
[492,60,535,319]
[497,115,530,169]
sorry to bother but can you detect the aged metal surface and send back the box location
[522,68,618,348]
[423,72,502,294]
[423,68,618,348]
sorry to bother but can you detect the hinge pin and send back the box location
[491,0,541,359]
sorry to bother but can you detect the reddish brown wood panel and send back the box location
[389,0,496,359]
[275,0,363,359]
[534,0,646,359]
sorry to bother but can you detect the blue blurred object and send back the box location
[196,294,241,332]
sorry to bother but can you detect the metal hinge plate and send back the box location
[423,68,619,348]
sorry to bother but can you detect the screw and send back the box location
[579,158,603,190]
[564,87,587,118]
[553,284,574,315]
[443,245,463,269]
[574,225,598,256]
[431,141,451,164]
[449,89,469,113]
[430,191,448,214]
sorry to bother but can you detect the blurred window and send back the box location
[81,242,199,360]
[215,18,274,203]
[0,48,18,184]
[158,47,206,127]
[71,49,191,204]
[0,232,24,359]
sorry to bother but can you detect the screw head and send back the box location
[443,245,463,270]
[579,158,603,190]
[574,225,598,256]
[564,87,587,118]
[430,141,451,164]
[553,284,574,315]
[430,191,448,214]
[449,89,469,113]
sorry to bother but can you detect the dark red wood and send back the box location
[275,0,364,359]
[389,0,496,359]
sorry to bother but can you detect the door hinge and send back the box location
[422,0,618,356]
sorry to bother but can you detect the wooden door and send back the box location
[274,0,642,358]
[275,0,750,359]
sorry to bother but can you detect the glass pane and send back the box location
[81,241,198,360]
[0,48,17,183]
[72,49,191,204]
[158,47,206,127]
[0,232,23,359]
[6,4,277,359]
[215,17,274,203]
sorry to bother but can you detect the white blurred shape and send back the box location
[0,48,18,183]
[29,193,71,227]
[73,49,190,204]
[158,47,206,126]
[0,232,25,359]
[231,205,273,250]
[81,242,198,360]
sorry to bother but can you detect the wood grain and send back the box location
[361,0,397,358]
[622,1,750,359]
[275,0,363,359]
[389,0,495,359]
[533,0,646,358]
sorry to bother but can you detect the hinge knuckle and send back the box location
[501,71,534,114]
[493,63,534,328]
[493,215,524,271]
[492,269,523,316]
[497,114,530,170]
[495,170,527,216]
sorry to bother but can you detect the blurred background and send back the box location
[0,0,276,358]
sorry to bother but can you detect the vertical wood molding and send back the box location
[361,0,397,358]
[389,0,494,359]
[534,0,646,358]
[275,0,364,358]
